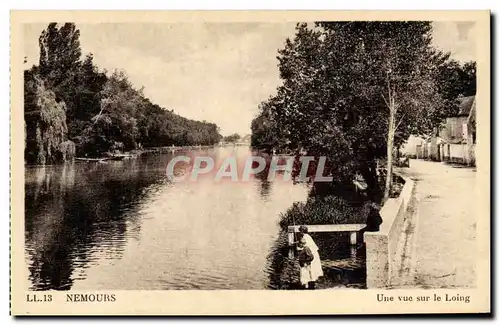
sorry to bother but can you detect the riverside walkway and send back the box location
[395,159,477,288]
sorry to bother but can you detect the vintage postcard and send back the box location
[10,10,490,315]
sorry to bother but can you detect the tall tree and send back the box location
[339,22,445,201]
[37,23,108,149]
[25,23,223,163]
[80,70,142,154]
[67,54,107,140]
[31,75,69,164]
[252,22,453,202]
[251,100,289,151]
[38,23,82,89]
[459,61,476,97]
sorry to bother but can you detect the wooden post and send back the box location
[349,231,357,246]
[288,229,295,259]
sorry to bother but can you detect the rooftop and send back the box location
[457,95,476,117]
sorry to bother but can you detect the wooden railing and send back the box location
[287,224,366,258]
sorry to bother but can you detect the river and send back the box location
[24,146,365,290]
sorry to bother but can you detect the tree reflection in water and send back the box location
[25,158,168,290]
[24,149,367,290]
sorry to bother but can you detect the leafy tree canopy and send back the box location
[251,22,476,199]
[25,23,222,163]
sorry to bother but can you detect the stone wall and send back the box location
[364,174,415,288]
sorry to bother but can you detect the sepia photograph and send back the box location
[10,10,490,315]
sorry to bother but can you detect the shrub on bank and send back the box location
[278,195,367,230]
[278,173,406,229]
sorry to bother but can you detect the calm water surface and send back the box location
[24,146,365,290]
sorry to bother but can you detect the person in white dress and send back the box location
[296,235,314,289]
[298,226,324,283]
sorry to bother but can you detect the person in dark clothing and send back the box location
[357,202,383,248]
[365,202,383,231]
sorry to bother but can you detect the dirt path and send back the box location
[396,159,476,288]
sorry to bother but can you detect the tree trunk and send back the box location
[384,104,396,202]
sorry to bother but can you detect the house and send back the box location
[466,98,476,165]
[438,96,476,165]
[401,135,427,159]
[401,95,476,166]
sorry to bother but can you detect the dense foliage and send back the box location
[278,196,366,229]
[25,23,222,164]
[251,22,476,200]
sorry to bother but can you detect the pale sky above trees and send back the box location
[23,22,476,135]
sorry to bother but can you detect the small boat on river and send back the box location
[76,153,136,162]
[108,154,133,161]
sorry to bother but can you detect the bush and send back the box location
[278,195,367,229]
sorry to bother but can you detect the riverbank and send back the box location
[73,143,253,161]
[130,144,218,155]
[277,171,405,230]
[271,170,408,289]
[70,145,220,163]
[271,184,371,289]
[24,146,311,290]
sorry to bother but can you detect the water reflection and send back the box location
[25,147,366,290]
[265,232,366,290]
[255,162,273,199]
[264,159,369,290]
[25,159,167,290]
[25,147,313,290]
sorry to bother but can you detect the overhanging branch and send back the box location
[381,93,390,110]
[395,112,406,131]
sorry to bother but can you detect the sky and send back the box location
[23,22,477,136]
